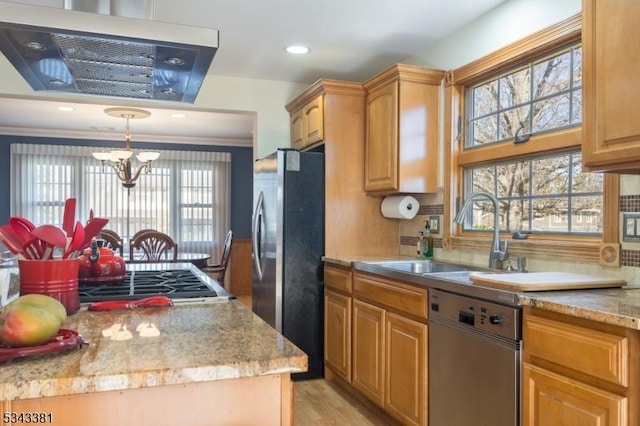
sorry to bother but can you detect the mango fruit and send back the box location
[11,294,67,326]
[0,295,64,347]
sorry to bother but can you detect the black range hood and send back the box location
[0,2,219,104]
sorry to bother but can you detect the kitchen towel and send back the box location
[380,195,419,219]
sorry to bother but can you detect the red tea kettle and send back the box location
[79,240,126,284]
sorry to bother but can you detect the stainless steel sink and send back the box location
[366,260,475,274]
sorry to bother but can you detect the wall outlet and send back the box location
[623,213,640,242]
[429,216,440,234]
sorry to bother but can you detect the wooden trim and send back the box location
[363,64,444,91]
[457,128,582,166]
[286,79,364,112]
[228,238,252,296]
[451,14,581,85]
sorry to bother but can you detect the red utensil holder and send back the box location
[18,258,81,315]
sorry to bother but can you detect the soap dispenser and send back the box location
[416,231,424,257]
[423,221,433,258]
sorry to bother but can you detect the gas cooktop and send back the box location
[78,265,231,303]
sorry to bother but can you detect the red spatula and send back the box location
[62,198,76,238]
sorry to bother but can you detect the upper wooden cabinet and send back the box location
[582,0,640,173]
[285,79,400,258]
[363,64,444,194]
[287,93,324,150]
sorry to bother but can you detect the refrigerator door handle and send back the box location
[252,191,264,281]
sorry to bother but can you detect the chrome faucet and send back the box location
[454,191,509,270]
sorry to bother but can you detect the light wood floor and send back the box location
[235,296,400,425]
[294,379,401,426]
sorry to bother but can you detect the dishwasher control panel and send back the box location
[429,289,521,340]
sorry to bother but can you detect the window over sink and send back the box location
[446,14,620,264]
[10,143,230,260]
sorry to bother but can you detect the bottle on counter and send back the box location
[416,231,424,257]
[423,221,434,258]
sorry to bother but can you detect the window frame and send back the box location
[443,13,620,264]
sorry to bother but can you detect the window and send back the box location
[10,143,231,262]
[445,14,619,262]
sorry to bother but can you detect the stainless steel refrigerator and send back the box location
[251,149,324,380]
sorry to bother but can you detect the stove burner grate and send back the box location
[78,269,218,302]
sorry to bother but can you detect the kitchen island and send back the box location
[0,299,307,426]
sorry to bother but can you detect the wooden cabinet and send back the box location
[385,312,427,426]
[352,298,386,407]
[523,363,627,426]
[286,80,399,259]
[582,0,640,173]
[352,271,428,426]
[363,64,444,194]
[287,94,324,150]
[324,265,352,382]
[522,307,639,426]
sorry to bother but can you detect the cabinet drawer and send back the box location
[324,265,352,293]
[524,314,628,387]
[353,272,427,320]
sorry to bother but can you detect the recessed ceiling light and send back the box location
[56,106,74,112]
[285,45,310,54]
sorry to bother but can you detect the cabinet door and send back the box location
[364,82,399,192]
[523,363,628,426]
[303,95,324,145]
[385,312,427,426]
[352,299,385,407]
[290,108,304,149]
[324,290,352,382]
[582,0,640,172]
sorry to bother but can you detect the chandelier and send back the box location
[92,107,159,188]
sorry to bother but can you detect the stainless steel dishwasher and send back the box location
[429,289,521,426]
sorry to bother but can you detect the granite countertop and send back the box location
[0,300,307,401]
[323,256,640,331]
[520,287,640,330]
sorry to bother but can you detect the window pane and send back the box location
[532,154,570,195]
[573,47,582,86]
[505,199,531,232]
[471,115,498,146]
[471,165,495,193]
[499,67,531,109]
[496,162,530,197]
[532,51,571,98]
[532,93,571,132]
[473,80,498,116]
[571,196,602,233]
[461,149,602,236]
[499,105,530,140]
[571,89,582,124]
[532,198,568,232]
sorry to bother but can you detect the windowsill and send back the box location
[448,235,604,263]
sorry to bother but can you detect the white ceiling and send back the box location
[0,0,508,146]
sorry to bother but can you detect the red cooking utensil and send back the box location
[22,237,43,260]
[81,217,109,250]
[0,225,25,257]
[87,296,174,311]
[9,217,35,246]
[63,221,85,259]
[31,224,67,250]
[62,198,77,238]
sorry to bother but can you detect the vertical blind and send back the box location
[10,143,231,264]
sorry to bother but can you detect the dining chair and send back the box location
[203,230,233,284]
[129,230,178,262]
[99,229,124,257]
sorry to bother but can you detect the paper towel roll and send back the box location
[380,195,419,219]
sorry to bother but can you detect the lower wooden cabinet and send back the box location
[523,307,638,426]
[523,362,627,426]
[352,299,386,407]
[385,312,428,426]
[324,289,352,382]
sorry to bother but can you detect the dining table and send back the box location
[125,252,211,269]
